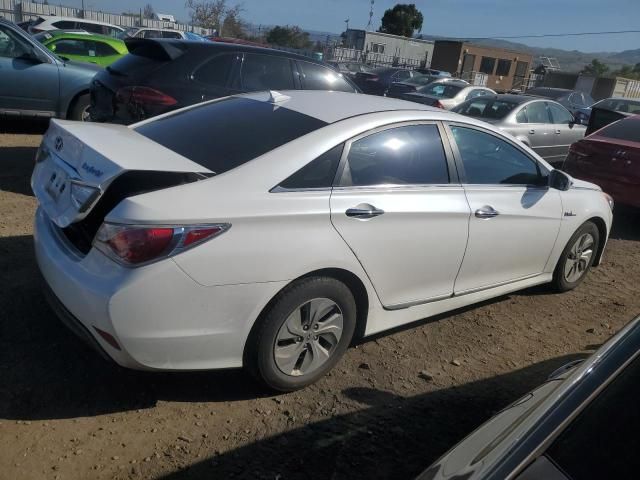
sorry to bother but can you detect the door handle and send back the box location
[475,205,500,219]
[529,129,536,134]
[346,203,385,219]
[555,129,561,134]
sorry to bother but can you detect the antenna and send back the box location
[345,18,350,31]
[367,0,375,31]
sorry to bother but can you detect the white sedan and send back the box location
[32,90,613,391]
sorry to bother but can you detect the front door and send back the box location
[330,123,470,309]
[517,100,556,160]
[0,24,59,115]
[547,101,587,165]
[446,124,562,293]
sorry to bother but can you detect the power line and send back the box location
[457,30,640,41]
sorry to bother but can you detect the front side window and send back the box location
[479,57,496,74]
[192,53,235,87]
[241,53,295,91]
[52,20,76,29]
[0,26,31,59]
[450,126,544,185]
[548,103,574,124]
[523,102,551,124]
[278,144,344,190]
[546,355,640,479]
[143,30,163,39]
[162,31,182,39]
[339,124,449,187]
[454,98,518,119]
[78,22,104,35]
[298,61,356,92]
[569,92,585,107]
[52,39,95,57]
[466,89,492,100]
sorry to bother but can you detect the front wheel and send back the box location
[551,221,600,292]
[245,276,357,392]
[69,93,91,122]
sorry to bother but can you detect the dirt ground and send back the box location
[1,119,640,480]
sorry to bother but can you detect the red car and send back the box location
[564,115,640,208]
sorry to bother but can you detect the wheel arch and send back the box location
[587,215,608,266]
[64,89,90,119]
[242,267,370,365]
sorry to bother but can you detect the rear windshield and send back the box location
[596,99,640,114]
[417,83,463,98]
[527,89,566,100]
[453,98,519,119]
[596,117,640,143]
[135,97,327,174]
[107,49,164,75]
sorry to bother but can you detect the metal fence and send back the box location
[325,46,423,69]
[6,1,214,35]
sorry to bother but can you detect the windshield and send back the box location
[453,98,519,119]
[184,31,208,42]
[417,83,463,98]
[595,98,640,114]
[527,89,567,100]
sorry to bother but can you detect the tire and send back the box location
[551,221,600,292]
[246,276,357,392]
[69,94,91,122]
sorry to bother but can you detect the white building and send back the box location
[343,29,434,68]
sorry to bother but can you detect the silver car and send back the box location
[397,79,494,110]
[453,94,586,166]
[417,314,640,480]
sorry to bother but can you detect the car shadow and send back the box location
[155,354,586,480]
[0,118,49,135]
[0,146,38,197]
[610,204,640,241]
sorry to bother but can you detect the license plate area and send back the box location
[44,167,69,203]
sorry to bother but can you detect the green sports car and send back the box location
[34,30,128,67]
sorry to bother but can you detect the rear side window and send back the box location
[339,124,449,187]
[597,117,640,143]
[241,53,295,91]
[162,31,183,39]
[298,61,356,93]
[95,41,118,56]
[143,30,163,39]
[107,47,166,74]
[52,20,75,29]
[278,144,344,190]
[78,22,105,35]
[135,97,327,174]
[52,39,95,57]
[451,126,544,185]
[192,53,235,86]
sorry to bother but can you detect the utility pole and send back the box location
[344,18,349,31]
[366,0,374,31]
[80,0,85,18]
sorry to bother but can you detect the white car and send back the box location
[32,91,613,391]
[124,27,207,41]
[28,15,125,38]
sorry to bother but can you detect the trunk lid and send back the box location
[31,119,213,229]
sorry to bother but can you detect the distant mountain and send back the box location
[419,35,638,73]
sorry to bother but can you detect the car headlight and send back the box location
[603,192,614,211]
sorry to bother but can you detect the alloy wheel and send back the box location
[564,233,595,283]
[274,298,344,377]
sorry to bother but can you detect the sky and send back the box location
[59,0,640,53]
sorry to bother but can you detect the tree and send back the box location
[581,59,609,76]
[266,25,312,49]
[184,0,244,36]
[378,3,423,38]
[143,3,155,19]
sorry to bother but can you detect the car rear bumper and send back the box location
[34,207,287,371]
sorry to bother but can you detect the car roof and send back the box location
[39,30,123,44]
[38,15,122,28]
[494,93,545,104]
[233,90,442,124]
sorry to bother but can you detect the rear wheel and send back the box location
[246,276,357,392]
[551,221,600,292]
[69,94,91,122]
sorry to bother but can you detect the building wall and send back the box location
[461,44,533,92]
[344,29,433,66]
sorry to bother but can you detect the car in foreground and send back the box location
[386,76,465,99]
[25,15,125,38]
[34,30,128,67]
[33,90,613,391]
[564,115,640,208]
[396,78,495,109]
[525,87,595,123]
[89,38,359,124]
[452,94,586,165]
[352,67,420,95]
[417,313,640,480]
[124,27,208,41]
[0,19,100,120]
[583,97,640,135]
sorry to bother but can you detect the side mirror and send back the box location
[549,169,571,191]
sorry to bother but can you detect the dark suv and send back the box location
[90,39,359,124]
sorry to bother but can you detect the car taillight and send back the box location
[115,86,178,106]
[94,223,231,266]
[433,100,445,109]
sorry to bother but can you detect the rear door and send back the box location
[330,122,470,309]
[239,53,298,92]
[446,123,562,293]
[296,60,357,92]
[517,101,556,159]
